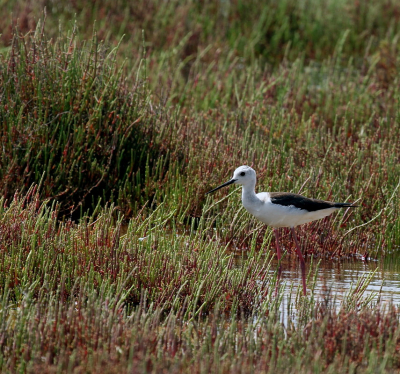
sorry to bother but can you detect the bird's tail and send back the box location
[334,202,358,208]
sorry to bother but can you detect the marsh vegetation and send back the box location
[1,0,400,372]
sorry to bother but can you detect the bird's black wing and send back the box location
[269,192,336,212]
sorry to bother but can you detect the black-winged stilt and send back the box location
[206,165,357,295]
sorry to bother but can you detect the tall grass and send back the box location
[3,0,400,65]
[0,21,159,217]
[1,3,399,257]
[0,188,398,373]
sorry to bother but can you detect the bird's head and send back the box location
[206,165,256,194]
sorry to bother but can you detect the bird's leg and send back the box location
[290,227,307,296]
[273,228,282,295]
[273,228,282,260]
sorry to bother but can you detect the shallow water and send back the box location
[235,253,400,305]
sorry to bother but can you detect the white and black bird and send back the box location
[206,165,357,295]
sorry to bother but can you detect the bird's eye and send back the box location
[240,172,245,176]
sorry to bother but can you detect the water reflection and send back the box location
[235,253,400,305]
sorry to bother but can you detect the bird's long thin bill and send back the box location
[206,179,236,194]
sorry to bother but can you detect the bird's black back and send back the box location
[269,192,354,212]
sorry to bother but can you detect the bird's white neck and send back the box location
[241,183,260,207]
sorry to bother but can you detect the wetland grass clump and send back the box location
[0,188,275,315]
[0,24,160,216]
